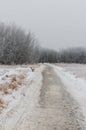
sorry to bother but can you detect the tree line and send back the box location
[39,47,86,64]
[0,23,86,64]
[0,23,40,64]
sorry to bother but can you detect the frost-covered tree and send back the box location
[58,47,86,63]
[0,23,40,64]
[39,47,86,64]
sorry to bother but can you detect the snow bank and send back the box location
[0,64,44,122]
[0,64,44,130]
[53,65,86,121]
[0,66,33,111]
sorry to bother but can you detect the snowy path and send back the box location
[26,65,85,130]
[53,64,86,125]
[0,64,86,130]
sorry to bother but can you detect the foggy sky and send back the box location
[0,0,86,50]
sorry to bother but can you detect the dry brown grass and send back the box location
[0,65,37,108]
[3,89,9,94]
[0,83,9,94]
[9,82,18,89]
[19,74,25,80]
[0,73,26,95]
[29,64,40,72]
[0,98,6,108]
[3,73,26,99]
[11,76,17,82]
[17,80,22,85]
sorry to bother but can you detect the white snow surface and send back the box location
[52,64,86,121]
[0,65,44,117]
[0,65,44,130]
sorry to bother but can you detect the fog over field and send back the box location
[0,0,86,50]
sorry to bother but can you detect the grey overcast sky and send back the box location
[0,0,86,50]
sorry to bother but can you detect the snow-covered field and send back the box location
[56,64,86,79]
[54,64,86,122]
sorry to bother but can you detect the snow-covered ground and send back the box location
[0,63,86,129]
[53,64,86,122]
[1,63,86,129]
[0,64,44,130]
[0,65,44,117]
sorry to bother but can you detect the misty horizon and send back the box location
[0,0,86,50]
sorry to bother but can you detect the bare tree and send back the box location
[0,23,40,64]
